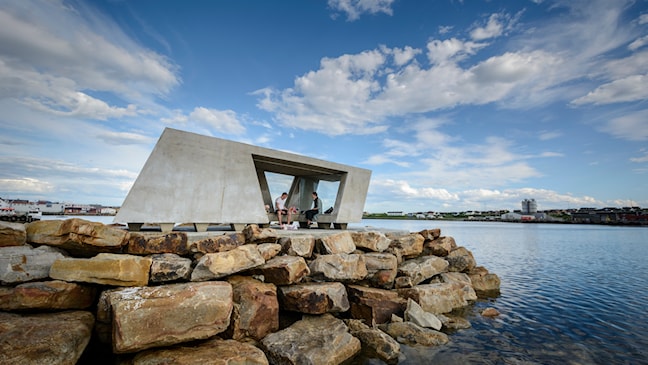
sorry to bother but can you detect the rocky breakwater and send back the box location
[0,218,500,365]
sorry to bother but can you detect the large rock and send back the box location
[97,281,233,353]
[26,218,129,256]
[404,298,442,330]
[345,319,401,364]
[191,244,265,281]
[468,266,501,297]
[398,282,474,314]
[250,255,310,285]
[417,228,441,241]
[378,321,449,346]
[226,276,279,340]
[446,246,477,272]
[126,232,189,255]
[0,244,67,285]
[49,253,152,286]
[317,231,356,254]
[423,236,456,257]
[149,253,193,283]
[0,310,94,365]
[133,338,269,365]
[278,282,349,314]
[396,255,449,287]
[0,280,96,311]
[362,252,398,289]
[0,221,26,247]
[351,231,391,252]
[261,314,361,365]
[243,224,278,244]
[308,253,367,282]
[279,235,315,257]
[257,243,282,260]
[386,233,424,262]
[189,232,245,254]
[347,285,406,325]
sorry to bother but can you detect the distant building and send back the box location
[521,199,537,215]
[386,211,403,216]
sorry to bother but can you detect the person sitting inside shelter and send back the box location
[275,192,292,228]
[305,192,322,227]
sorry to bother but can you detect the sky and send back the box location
[1,0,647,213]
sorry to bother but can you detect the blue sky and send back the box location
[1,0,647,213]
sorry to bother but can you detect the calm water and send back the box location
[45,216,648,364]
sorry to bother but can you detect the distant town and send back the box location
[1,197,646,226]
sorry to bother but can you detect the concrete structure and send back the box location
[114,128,371,232]
[521,199,537,215]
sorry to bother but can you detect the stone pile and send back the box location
[0,218,501,365]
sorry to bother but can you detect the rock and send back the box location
[423,236,456,257]
[398,282,474,314]
[226,276,279,341]
[133,337,269,365]
[49,253,152,286]
[308,253,367,282]
[191,244,265,281]
[26,218,129,256]
[243,224,278,244]
[363,252,397,289]
[97,281,233,353]
[417,228,441,241]
[346,319,401,364]
[149,253,192,283]
[397,255,449,287]
[317,231,356,254]
[279,235,315,258]
[0,310,94,365]
[126,232,189,255]
[250,255,310,285]
[0,244,66,285]
[350,231,391,252]
[437,313,472,330]
[481,307,500,317]
[257,243,282,260]
[468,266,501,297]
[404,298,442,330]
[378,321,449,347]
[446,246,477,272]
[278,282,349,314]
[386,233,424,262]
[0,221,26,247]
[189,232,245,254]
[261,313,361,365]
[0,280,96,311]
[347,285,406,325]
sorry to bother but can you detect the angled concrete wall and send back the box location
[114,128,371,231]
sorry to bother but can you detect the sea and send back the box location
[44,216,648,364]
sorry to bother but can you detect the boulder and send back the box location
[132,338,269,365]
[386,233,424,262]
[189,232,245,254]
[226,276,279,341]
[261,314,360,365]
[279,235,315,258]
[417,228,441,241]
[468,266,501,297]
[345,319,401,364]
[308,253,367,282]
[26,218,128,256]
[351,231,391,252]
[257,243,282,261]
[278,282,349,314]
[446,246,477,272]
[0,244,66,285]
[97,281,233,353]
[437,313,472,330]
[0,280,96,311]
[396,255,449,287]
[126,232,189,255]
[0,221,26,247]
[423,236,456,257]
[243,224,278,244]
[481,307,500,317]
[0,310,94,365]
[250,255,310,285]
[398,282,474,314]
[49,253,152,286]
[378,321,449,346]
[149,253,192,283]
[347,285,406,325]
[363,252,397,289]
[404,298,442,330]
[191,244,265,281]
[317,231,356,254]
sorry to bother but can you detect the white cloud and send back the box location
[571,74,648,105]
[96,131,155,146]
[538,130,562,140]
[328,0,395,21]
[470,13,505,41]
[189,107,246,135]
[600,109,648,141]
[629,35,648,51]
[630,151,648,163]
[0,177,54,194]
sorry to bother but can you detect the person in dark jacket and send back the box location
[305,192,322,227]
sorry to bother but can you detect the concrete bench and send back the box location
[266,212,344,229]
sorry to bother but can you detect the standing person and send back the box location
[275,192,292,228]
[305,192,322,227]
